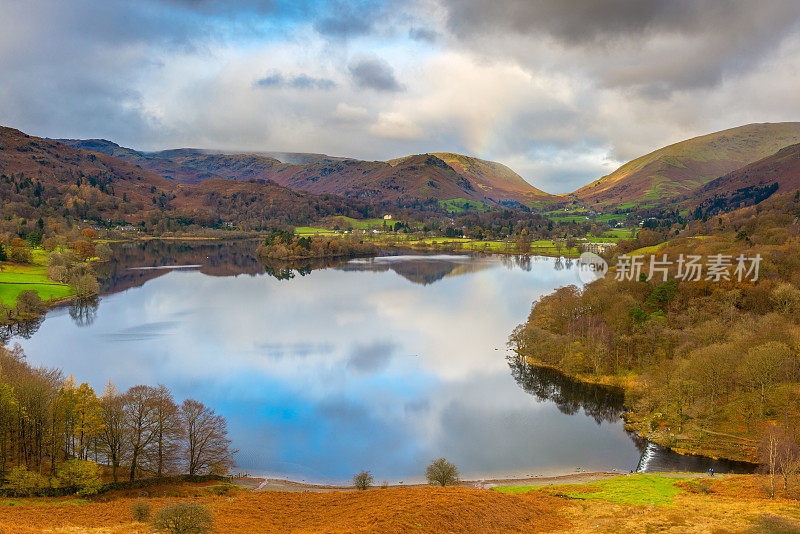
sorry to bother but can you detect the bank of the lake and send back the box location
[518,356,760,465]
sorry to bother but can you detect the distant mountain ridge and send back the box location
[571,122,800,206]
[1,126,378,227]
[57,139,555,207]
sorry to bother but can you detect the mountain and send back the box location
[0,126,377,228]
[688,141,800,215]
[572,122,800,206]
[57,139,555,207]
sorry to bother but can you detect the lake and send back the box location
[4,240,752,483]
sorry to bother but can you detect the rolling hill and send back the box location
[0,126,377,228]
[58,139,555,207]
[572,122,800,206]
[688,141,800,215]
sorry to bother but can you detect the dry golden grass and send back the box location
[0,486,568,534]
[0,476,798,534]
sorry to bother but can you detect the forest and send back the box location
[509,190,800,463]
[0,343,234,495]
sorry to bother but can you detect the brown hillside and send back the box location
[59,139,555,206]
[1,126,376,227]
[573,122,800,206]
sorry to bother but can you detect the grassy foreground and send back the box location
[0,475,798,533]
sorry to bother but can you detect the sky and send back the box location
[1,0,800,194]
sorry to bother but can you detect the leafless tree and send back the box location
[98,382,126,482]
[180,399,235,476]
[759,424,796,498]
[144,385,184,477]
[123,385,158,481]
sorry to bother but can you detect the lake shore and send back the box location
[518,357,759,465]
[242,470,735,492]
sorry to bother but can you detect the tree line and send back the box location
[509,188,800,466]
[0,343,234,489]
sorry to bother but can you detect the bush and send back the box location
[131,499,152,522]
[0,243,6,261]
[425,458,460,487]
[15,290,45,315]
[748,514,800,533]
[56,459,103,495]
[152,502,213,534]
[8,246,32,264]
[2,466,50,496]
[353,470,374,490]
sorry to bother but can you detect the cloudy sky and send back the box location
[2,0,800,193]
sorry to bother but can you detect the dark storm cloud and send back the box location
[444,0,800,93]
[255,72,337,90]
[348,57,404,92]
[444,0,799,44]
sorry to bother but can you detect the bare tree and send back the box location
[760,424,783,499]
[180,399,235,476]
[145,385,183,477]
[123,385,158,481]
[98,382,126,482]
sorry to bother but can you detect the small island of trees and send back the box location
[256,230,377,260]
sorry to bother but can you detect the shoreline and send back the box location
[242,470,731,493]
[518,358,759,464]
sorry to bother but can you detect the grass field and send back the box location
[0,256,75,308]
[293,226,337,235]
[372,236,582,256]
[495,474,685,506]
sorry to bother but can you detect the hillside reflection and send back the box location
[507,355,626,425]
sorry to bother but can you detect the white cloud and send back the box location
[370,112,424,140]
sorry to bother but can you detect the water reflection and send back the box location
[69,297,99,327]
[5,240,750,481]
[507,355,625,425]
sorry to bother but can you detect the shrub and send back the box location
[131,499,152,522]
[0,243,6,261]
[425,458,460,487]
[2,466,50,496]
[15,290,45,315]
[152,502,213,534]
[748,514,800,533]
[8,246,32,264]
[56,459,103,495]
[353,470,374,490]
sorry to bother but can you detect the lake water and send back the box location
[4,241,753,483]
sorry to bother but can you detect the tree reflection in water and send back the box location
[69,297,99,327]
[0,315,44,345]
[507,354,626,425]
